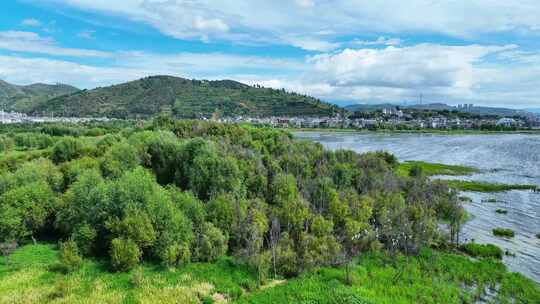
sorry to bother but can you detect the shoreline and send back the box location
[288,127,540,135]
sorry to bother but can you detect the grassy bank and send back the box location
[1,244,538,304]
[397,161,478,177]
[444,180,537,192]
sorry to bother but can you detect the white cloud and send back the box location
[50,0,540,50]
[283,36,341,52]
[0,55,144,88]
[2,37,540,107]
[351,36,402,46]
[0,51,304,89]
[21,18,42,27]
[0,31,112,57]
[307,44,517,90]
[254,44,540,107]
[294,0,315,8]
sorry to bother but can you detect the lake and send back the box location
[295,131,540,283]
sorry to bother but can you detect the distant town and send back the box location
[2,104,540,131]
[217,104,540,131]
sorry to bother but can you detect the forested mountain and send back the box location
[29,76,340,118]
[0,80,79,113]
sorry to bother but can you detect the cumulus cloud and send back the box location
[0,31,112,57]
[244,44,540,107]
[0,51,304,89]
[2,28,539,107]
[307,44,517,89]
[0,55,144,88]
[49,0,540,49]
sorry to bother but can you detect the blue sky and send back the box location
[2,0,540,108]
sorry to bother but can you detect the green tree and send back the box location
[0,182,57,242]
[188,152,241,200]
[100,142,140,178]
[51,137,83,164]
[106,207,156,249]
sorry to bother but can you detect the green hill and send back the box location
[0,80,79,113]
[30,76,340,118]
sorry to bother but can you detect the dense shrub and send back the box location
[0,135,14,152]
[13,132,53,149]
[460,243,503,259]
[58,240,82,273]
[0,120,466,278]
[51,137,83,163]
[110,238,141,272]
[493,228,515,238]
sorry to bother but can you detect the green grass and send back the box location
[492,228,515,238]
[237,249,540,304]
[458,196,473,203]
[444,180,537,192]
[397,161,478,177]
[0,244,257,304]
[1,244,539,304]
[459,243,503,260]
[495,209,508,214]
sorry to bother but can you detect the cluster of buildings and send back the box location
[0,111,109,124]
[217,110,538,130]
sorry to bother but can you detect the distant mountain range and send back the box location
[345,102,534,117]
[1,76,536,119]
[3,76,339,118]
[0,80,79,113]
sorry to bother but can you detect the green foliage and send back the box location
[58,239,82,273]
[109,238,141,272]
[460,243,503,259]
[161,243,191,268]
[71,224,97,256]
[60,156,100,188]
[409,164,424,177]
[492,228,515,238]
[106,207,156,249]
[398,161,477,177]
[237,249,540,304]
[495,208,508,214]
[2,242,540,304]
[0,135,15,152]
[188,149,241,200]
[13,132,53,149]
[445,180,537,192]
[51,137,83,163]
[194,223,228,262]
[100,142,140,178]
[0,119,517,298]
[0,181,57,241]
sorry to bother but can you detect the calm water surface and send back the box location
[295,132,540,283]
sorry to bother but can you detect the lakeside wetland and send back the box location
[295,131,540,283]
[0,121,538,304]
